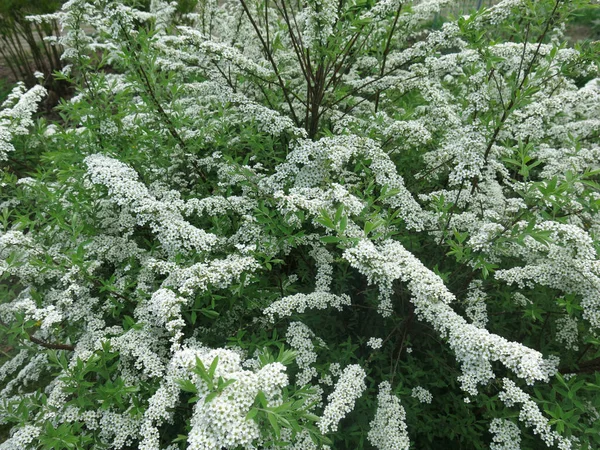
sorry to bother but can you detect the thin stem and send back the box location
[29,335,75,351]
[438,178,466,246]
[375,3,403,112]
[470,0,561,196]
[239,0,301,126]
[0,319,75,351]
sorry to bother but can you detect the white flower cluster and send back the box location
[57,0,102,60]
[0,83,46,161]
[367,337,383,350]
[266,136,426,231]
[85,154,219,256]
[1,296,42,328]
[0,350,28,384]
[172,82,306,139]
[98,410,142,449]
[0,231,39,283]
[479,0,527,25]
[271,187,364,241]
[147,254,259,296]
[439,125,488,186]
[411,386,433,404]
[495,222,600,330]
[465,281,488,328]
[318,364,366,434]
[489,418,521,450]
[138,288,187,349]
[344,239,555,394]
[555,316,579,351]
[310,246,335,292]
[367,115,432,153]
[301,0,338,50]
[0,424,41,450]
[499,379,572,449]
[141,346,289,450]
[187,357,287,450]
[286,322,319,385]
[162,27,272,78]
[264,292,351,322]
[184,194,256,218]
[285,429,320,450]
[149,0,176,31]
[368,381,410,450]
[110,329,167,380]
[1,354,48,398]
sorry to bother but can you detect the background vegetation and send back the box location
[1,0,600,449]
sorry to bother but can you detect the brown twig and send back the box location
[0,319,75,351]
[28,335,75,351]
[239,0,301,127]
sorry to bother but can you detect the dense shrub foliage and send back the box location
[1,0,600,448]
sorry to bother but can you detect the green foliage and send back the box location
[0,0,599,449]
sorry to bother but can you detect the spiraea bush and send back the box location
[1,0,600,448]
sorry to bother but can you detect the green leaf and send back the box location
[267,411,280,438]
[204,391,219,404]
[217,378,236,391]
[339,215,347,234]
[246,408,259,420]
[256,391,268,408]
[172,434,188,443]
[334,204,344,224]
[200,308,220,319]
[208,355,219,379]
[194,357,211,386]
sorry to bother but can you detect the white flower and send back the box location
[286,322,319,385]
[344,239,554,395]
[0,83,46,161]
[498,379,571,449]
[367,337,383,349]
[368,381,410,450]
[411,386,433,404]
[85,154,219,257]
[264,292,351,322]
[141,346,289,450]
[489,418,521,450]
[318,364,366,434]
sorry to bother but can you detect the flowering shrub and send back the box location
[1,0,600,448]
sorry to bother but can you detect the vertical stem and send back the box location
[238,0,301,127]
[34,22,55,72]
[375,4,402,113]
[0,46,20,80]
[6,31,32,81]
[308,62,325,139]
[470,0,562,196]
